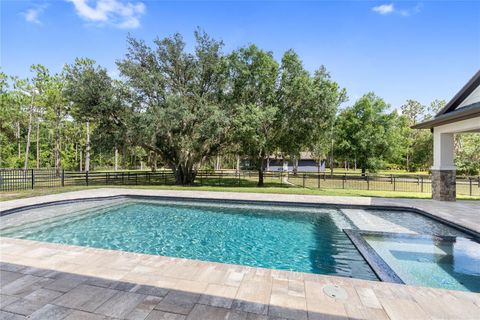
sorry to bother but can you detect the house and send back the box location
[265,152,327,172]
[412,70,480,201]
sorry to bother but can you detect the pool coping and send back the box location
[2,193,480,239]
[2,190,480,319]
[344,229,405,284]
[2,193,480,286]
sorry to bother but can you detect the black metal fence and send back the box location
[0,168,479,197]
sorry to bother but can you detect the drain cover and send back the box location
[323,284,348,300]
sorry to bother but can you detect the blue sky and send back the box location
[1,0,479,109]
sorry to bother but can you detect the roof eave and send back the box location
[412,105,480,129]
[435,70,480,117]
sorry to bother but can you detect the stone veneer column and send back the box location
[431,169,456,201]
[431,130,456,201]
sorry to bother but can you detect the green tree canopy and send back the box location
[116,30,232,184]
[335,93,402,173]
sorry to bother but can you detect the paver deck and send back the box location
[1,189,479,319]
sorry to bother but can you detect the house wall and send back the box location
[266,159,327,172]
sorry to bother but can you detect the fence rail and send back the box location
[0,169,479,197]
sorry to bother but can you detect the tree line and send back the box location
[1,30,479,185]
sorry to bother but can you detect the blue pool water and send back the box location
[364,234,480,292]
[1,198,478,292]
[0,200,377,280]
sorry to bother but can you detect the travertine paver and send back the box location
[1,189,480,319]
[94,291,146,318]
[1,237,477,320]
[52,284,117,312]
[28,304,73,320]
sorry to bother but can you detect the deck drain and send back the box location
[323,284,348,300]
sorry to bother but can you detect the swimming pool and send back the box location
[1,196,478,291]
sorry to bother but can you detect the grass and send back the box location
[1,181,479,201]
[90,167,430,175]
[329,168,430,175]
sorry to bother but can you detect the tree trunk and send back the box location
[266,157,270,171]
[24,105,34,170]
[236,155,240,174]
[36,120,40,169]
[406,152,410,172]
[80,149,83,172]
[54,109,61,176]
[85,121,91,172]
[257,158,265,187]
[16,121,21,158]
[293,156,298,175]
[122,144,127,169]
[215,155,221,171]
[361,165,366,176]
[114,146,118,171]
[173,164,196,185]
[150,152,157,172]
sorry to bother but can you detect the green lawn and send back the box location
[89,167,430,175]
[1,183,479,201]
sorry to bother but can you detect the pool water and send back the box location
[1,198,477,291]
[0,200,377,280]
[364,234,480,292]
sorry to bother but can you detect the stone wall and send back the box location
[432,169,456,201]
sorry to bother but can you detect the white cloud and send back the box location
[372,3,395,15]
[67,0,146,29]
[372,2,424,17]
[22,5,47,24]
[400,3,424,17]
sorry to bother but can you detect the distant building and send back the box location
[265,152,327,172]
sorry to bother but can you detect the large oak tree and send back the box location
[117,30,232,184]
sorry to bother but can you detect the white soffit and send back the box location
[457,84,480,109]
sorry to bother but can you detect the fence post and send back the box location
[317,174,320,188]
[86,171,89,186]
[31,169,34,189]
[421,177,424,193]
[393,177,396,191]
[367,175,370,190]
[303,173,306,188]
[61,169,65,187]
[342,174,345,189]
